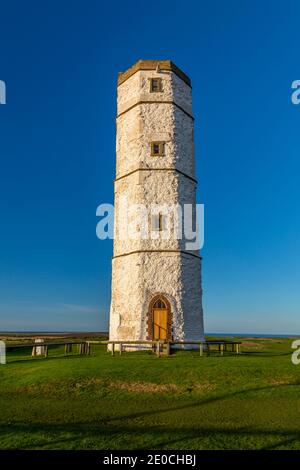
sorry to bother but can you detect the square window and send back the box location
[151,141,165,157]
[150,78,162,93]
[151,213,164,231]
[153,143,160,154]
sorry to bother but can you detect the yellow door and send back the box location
[153,308,167,340]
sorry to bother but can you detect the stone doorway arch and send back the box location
[148,295,172,341]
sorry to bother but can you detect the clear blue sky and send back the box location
[0,0,299,334]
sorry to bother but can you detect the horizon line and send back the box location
[0,330,299,337]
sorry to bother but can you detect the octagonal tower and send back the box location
[109,60,204,346]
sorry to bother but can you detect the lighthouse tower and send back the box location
[109,60,204,346]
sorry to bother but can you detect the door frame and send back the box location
[147,294,172,341]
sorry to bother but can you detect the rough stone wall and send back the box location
[109,252,204,342]
[113,171,198,256]
[109,252,183,341]
[116,80,194,178]
[117,69,192,116]
[116,103,174,177]
[181,255,204,341]
[109,63,204,344]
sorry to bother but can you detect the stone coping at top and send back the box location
[118,60,191,87]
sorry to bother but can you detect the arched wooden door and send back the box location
[152,298,168,340]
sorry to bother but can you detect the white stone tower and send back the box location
[109,60,204,345]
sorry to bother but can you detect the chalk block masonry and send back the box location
[109,60,205,347]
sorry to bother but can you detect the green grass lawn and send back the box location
[0,337,299,450]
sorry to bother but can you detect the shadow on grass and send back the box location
[260,436,300,450]
[0,422,299,450]
[0,382,299,450]
[7,349,291,364]
[241,351,292,357]
[101,382,300,424]
[6,354,94,364]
